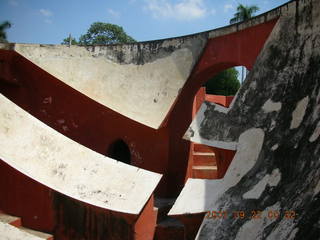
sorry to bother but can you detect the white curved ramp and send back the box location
[0,94,162,215]
[169,128,265,215]
[11,42,205,129]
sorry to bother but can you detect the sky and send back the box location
[1,0,288,44]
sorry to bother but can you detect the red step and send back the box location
[192,153,216,166]
[192,166,218,179]
[154,217,184,240]
[193,144,215,153]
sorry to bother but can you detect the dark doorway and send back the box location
[107,140,131,164]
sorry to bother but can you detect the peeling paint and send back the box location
[309,121,320,142]
[225,128,265,188]
[243,168,281,199]
[271,144,279,151]
[262,99,282,112]
[314,179,320,196]
[290,96,309,129]
[266,218,296,240]
[235,203,281,240]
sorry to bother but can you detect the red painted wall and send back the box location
[164,19,278,195]
[205,95,234,107]
[0,159,157,239]
[0,161,55,232]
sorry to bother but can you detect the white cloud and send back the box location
[107,8,120,18]
[145,0,207,21]
[40,9,53,24]
[224,4,233,12]
[40,9,53,17]
[8,0,18,6]
[44,19,52,24]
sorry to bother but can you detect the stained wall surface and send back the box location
[181,0,320,239]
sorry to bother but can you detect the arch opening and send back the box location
[203,66,245,97]
[186,66,245,181]
[107,139,131,165]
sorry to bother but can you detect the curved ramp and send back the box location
[0,94,161,215]
[11,41,206,129]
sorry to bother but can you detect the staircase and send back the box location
[187,88,235,180]
[191,143,218,179]
[0,212,53,240]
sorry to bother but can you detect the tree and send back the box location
[78,22,136,45]
[61,35,78,45]
[230,4,259,83]
[0,21,12,43]
[205,68,240,96]
[230,4,259,24]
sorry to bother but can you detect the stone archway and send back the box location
[107,139,131,164]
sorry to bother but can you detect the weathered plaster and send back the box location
[243,168,281,199]
[290,96,309,129]
[262,99,282,113]
[173,1,320,239]
[309,121,320,142]
[235,203,281,240]
[265,218,297,240]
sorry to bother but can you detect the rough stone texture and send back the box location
[0,94,161,215]
[182,0,320,239]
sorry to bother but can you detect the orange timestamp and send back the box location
[205,210,297,220]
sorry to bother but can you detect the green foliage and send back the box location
[205,68,240,96]
[0,21,12,43]
[61,36,78,45]
[78,22,136,45]
[230,4,259,24]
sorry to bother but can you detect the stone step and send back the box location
[0,212,53,240]
[154,217,184,240]
[192,166,218,179]
[193,152,215,156]
[193,154,216,166]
